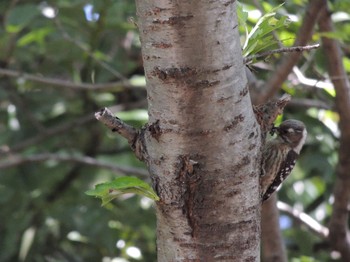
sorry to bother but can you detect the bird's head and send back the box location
[277,119,307,154]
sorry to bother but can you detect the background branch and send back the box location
[261,195,288,262]
[277,201,329,239]
[0,68,138,91]
[0,153,149,178]
[319,1,350,260]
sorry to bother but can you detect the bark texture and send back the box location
[135,1,261,261]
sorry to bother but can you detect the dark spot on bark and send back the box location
[200,129,213,135]
[222,64,233,70]
[131,126,148,163]
[149,7,169,15]
[217,95,233,103]
[231,156,251,171]
[153,67,167,80]
[148,120,161,142]
[240,84,249,97]
[194,80,220,88]
[248,132,254,139]
[217,41,220,44]
[152,42,172,48]
[152,66,196,81]
[152,15,194,26]
[224,0,236,7]
[248,143,256,150]
[224,114,244,131]
[225,190,240,198]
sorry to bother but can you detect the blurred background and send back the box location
[0,0,349,261]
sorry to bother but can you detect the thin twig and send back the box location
[277,201,329,239]
[244,44,320,64]
[0,68,138,91]
[0,153,149,178]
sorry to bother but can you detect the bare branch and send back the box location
[0,68,139,91]
[0,153,149,179]
[277,201,329,239]
[319,1,350,259]
[244,44,320,64]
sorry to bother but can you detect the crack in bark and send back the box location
[176,155,199,237]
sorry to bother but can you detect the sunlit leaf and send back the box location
[86,176,159,206]
[240,3,291,57]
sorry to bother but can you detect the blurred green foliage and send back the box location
[0,0,349,261]
[0,0,154,261]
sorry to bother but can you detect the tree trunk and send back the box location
[135,1,261,260]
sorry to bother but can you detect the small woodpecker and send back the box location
[260,119,307,201]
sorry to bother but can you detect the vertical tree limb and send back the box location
[261,195,288,262]
[319,1,350,260]
[258,2,324,260]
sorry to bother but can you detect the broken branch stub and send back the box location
[95,107,147,161]
[253,94,291,135]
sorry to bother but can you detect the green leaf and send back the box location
[241,3,291,57]
[85,176,159,206]
[17,28,53,47]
